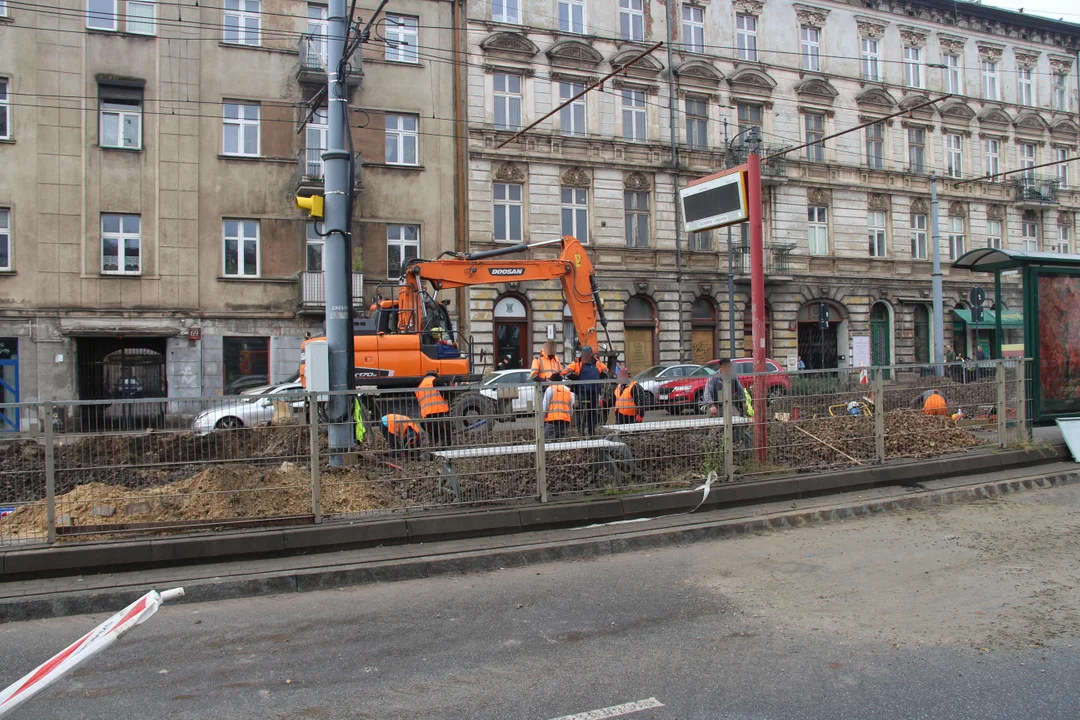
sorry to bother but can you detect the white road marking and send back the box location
[547,697,664,720]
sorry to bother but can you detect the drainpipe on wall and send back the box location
[665,6,685,362]
[451,0,468,344]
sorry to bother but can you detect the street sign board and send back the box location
[969,287,986,307]
[680,167,749,232]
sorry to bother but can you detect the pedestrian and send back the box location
[415,369,452,448]
[380,413,422,457]
[613,366,645,425]
[566,345,606,435]
[797,356,806,371]
[530,339,563,382]
[703,358,747,418]
[542,373,575,440]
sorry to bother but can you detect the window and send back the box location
[1021,212,1039,251]
[101,214,141,275]
[625,191,649,248]
[908,128,925,173]
[682,5,704,53]
[493,183,523,242]
[866,123,884,170]
[685,98,708,150]
[986,219,1002,249]
[558,0,585,34]
[805,113,824,163]
[492,0,520,24]
[87,0,117,30]
[126,1,156,34]
[385,114,418,165]
[223,337,269,389]
[946,134,963,178]
[0,208,9,271]
[306,222,324,272]
[984,138,1000,177]
[861,37,881,81]
[1053,72,1068,112]
[737,103,762,135]
[305,3,328,67]
[944,53,961,94]
[910,213,928,259]
[387,224,419,278]
[1018,67,1034,106]
[947,217,965,260]
[0,1,6,17]
[493,73,522,131]
[736,15,757,62]
[384,14,418,63]
[560,82,587,137]
[561,187,588,241]
[868,210,887,257]
[904,46,924,89]
[222,103,259,156]
[619,0,644,41]
[622,89,646,142]
[223,220,259,276]
[808,206,828,255]
[1020,143,1036,179]
[223,0,260,45]
[982,61,999,101]
[100,100,141,149]
[1056,147,1070,188]
[689,230,712,251]
[304,106,328,177]
[0,77,9,140]
[801,26,820,72]
[1055,224,1072,254]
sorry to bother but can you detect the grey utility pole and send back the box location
[930,174,945,372]
[723,119,736,357]
[665,17,684,362]
[323,0,353,464]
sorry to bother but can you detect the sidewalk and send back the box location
[2,459,1077,623]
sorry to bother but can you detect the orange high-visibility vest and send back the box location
[545,385,572,422]
[615,382,638,416]
[530,354,563,380]
[923,393,948,416]
[385,414,421,438]
[415,375,450,417]
[567,359,608,375]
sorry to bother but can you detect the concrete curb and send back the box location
[2,466,1076,623]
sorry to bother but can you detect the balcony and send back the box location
[297,33,362,86]
[731,241,796,278]
[296,148,363,196]
[1011,175,1060,208]
[298,271,365,313]
[726,144,788,185]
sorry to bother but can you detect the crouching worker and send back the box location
[914,389,949,416]
[380,413,422,457]
[543,373,575,440]
[613,366,645,425]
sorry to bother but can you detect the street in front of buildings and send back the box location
[3,482,1079,719]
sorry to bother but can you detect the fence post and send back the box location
[534,386,547,502]
[996,361,1008,447]
[722,380,734,483]
[43,403,56,544]
[309,392,322,524]
[873,368,885,464]
[1016,359,1028,441]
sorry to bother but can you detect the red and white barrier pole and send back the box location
[0,587,184,718]
[747,150,767,462]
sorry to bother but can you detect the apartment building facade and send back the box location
[0,0,457,423]
[462,0,1080,373]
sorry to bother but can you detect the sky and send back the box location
[974,0,1080,25]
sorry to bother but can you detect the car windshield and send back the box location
[636,366,663,379]
[687,364,718,378]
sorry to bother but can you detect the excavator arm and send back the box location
[397,236,614,360]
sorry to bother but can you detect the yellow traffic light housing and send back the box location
[296,194,324,218]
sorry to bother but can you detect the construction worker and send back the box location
[919,389,949,416]
[613,366,645,425]
[380,413,421,457]
[530,339,563,382]
[430,327,460,358]
[415,369,452,448]
[703,358,747,417]
[566,345,606,436]
[542,373,575,439]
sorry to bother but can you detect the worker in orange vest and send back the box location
[542,373,575,439]
[380,413,422,457]
[530,339,563,382]
[613,366,645,425]
[920,389,949,417]
[415,369,452,448]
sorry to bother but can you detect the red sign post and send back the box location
[746,152,767,462]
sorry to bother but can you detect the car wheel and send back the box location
[215,416,243,430]
[694,391,706,415]
[451,391,496,434]
[767,386,786,405]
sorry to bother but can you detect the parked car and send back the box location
[634,364,699,406]
[478,369,535,416]
[224,374,269,396]
[192,382,306,432]
[656,358,790,414]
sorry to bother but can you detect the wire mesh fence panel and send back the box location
[0,403,49,546]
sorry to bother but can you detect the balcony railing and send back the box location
[296,149,363,191]
[297,33,361,85]
[731,241,796,276]
[1010,175,1060,205]
[726,143,788,178]
[299,271,365,311]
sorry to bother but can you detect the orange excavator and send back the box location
[300,236,617,424]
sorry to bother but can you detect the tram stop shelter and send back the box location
[953,248,1080,422]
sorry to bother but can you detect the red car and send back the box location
[656,358,790,414]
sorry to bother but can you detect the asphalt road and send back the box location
[4,484,1080,720]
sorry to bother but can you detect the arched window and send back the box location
[796,300,846,369]
[623,295,657,374]
[690,297,717,364]
[493,295,529,370]
[870,302,892,374]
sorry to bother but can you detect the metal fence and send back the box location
[0,360,1032,548]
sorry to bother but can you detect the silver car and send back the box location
[635,364,698,406]
[192,382,307,433]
